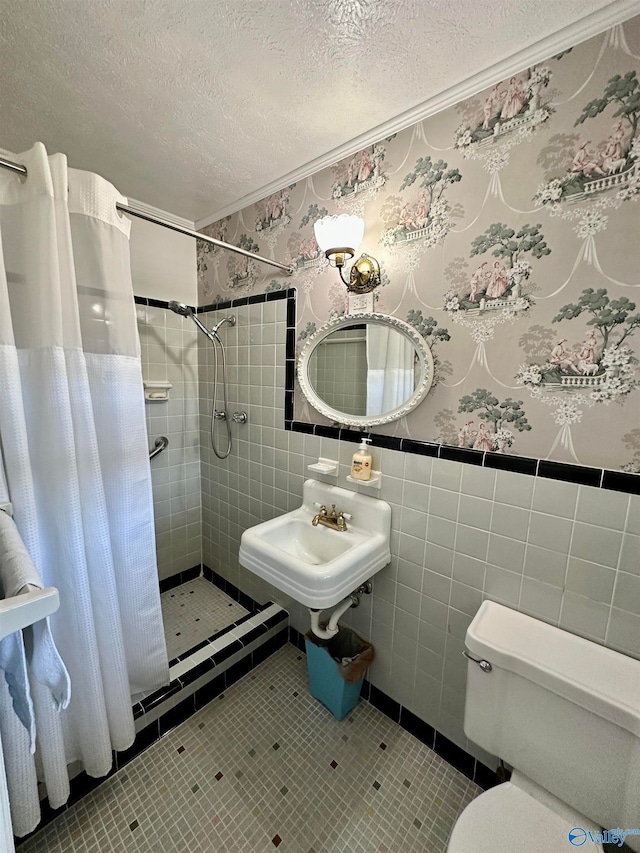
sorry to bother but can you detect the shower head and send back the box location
[211,316,236,334]
[168,301,193,317]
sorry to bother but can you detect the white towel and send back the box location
[0,510,70,725]
[0,625,35,751]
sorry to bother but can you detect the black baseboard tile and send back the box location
[473,760,501,790]
[225,655,253,687]
[67,769,107,808]
[285,359,295,388]
[284,390,294,421]
[434,732,475,779]
[313,424,339,439]
[399,707,435,749]
[538,460,602,487]
[440,446,484,466]
[483,452,538,476]
[158,565,201,593]
[116,719,160,771]
[194,673,226,710]
[370,434,403,451]
[289,625,306,652]
[369,685,401,723]
[158,694,196,737]
[179,657,217,687]
[286,295,296,328]
[265,289,288,302]
[400,439,439,457]
[361,679,371,701]
[339,427,369,443]
[263,610,288,631]
[140,680,181,714]
[211,639,244,666]
[201,565,263,614]
[602,469,640,495]
[158,573,184,594]
[291,419,314,434]
[241,624,269,646]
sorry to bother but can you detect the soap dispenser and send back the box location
[351,437,373,481]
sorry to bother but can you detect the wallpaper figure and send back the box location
[622,428,640,472]
[444,222,551,342]
[331,144,387,208]
[287,205,328,272]
[380,156,462,250]
[517,288,639,463]
[255,184,295,252]
[536,70,640,205]
[226,234,260,291]
[286,205,331,316]
[443,388,532,454]
[517,288,639,401]
[455,67,553,153]
[197,215,231,295]
[405,309,452,385]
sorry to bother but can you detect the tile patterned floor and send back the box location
[161,578,249,660]
[19,645,480,853]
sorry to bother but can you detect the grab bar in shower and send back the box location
[149,436,169,459]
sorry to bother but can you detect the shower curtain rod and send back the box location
[0,155,295,276]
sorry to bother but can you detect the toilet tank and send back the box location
[464,601,640,850]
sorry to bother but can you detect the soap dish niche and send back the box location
[346,471,382,490]
[307,458,339,477]
[144,381,173,403]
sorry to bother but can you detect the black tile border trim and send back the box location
[136,289,638,496]
[158,565,201,594]
[17,628,289,848]
[275,293,638,495]
[284,417,638,495]
[288,626,500,792]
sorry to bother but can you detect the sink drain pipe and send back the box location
[308,583,372,639]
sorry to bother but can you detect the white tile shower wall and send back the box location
[200,301,640,765]
[137,303,202,580]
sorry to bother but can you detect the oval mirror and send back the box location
[297,313,435,427]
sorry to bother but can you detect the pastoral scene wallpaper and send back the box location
[198,16,640,474]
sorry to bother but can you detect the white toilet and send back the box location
[448,600,640,853]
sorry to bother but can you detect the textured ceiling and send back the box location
[0,0,625,222]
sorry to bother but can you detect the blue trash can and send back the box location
[304,628,374,721]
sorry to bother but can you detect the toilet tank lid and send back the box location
[466,601,640,737]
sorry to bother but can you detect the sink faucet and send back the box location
[311,503,350,532]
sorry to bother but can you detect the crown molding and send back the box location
[125,198,195,230]
[196,0,640,230]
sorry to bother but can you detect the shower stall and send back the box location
[0,146,292,844]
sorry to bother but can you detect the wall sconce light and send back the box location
[314,214,381,294]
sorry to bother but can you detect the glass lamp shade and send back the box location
[313,214,365,258]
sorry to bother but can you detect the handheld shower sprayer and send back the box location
[167,300,236,459]
[167,301,192,316]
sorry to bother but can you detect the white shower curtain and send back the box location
[0,143,168,836]
[366,324,415,416]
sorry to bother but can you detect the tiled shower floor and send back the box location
[161,577,249,660]
[19,645,480,853]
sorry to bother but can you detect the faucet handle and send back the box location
[338,511,353,521]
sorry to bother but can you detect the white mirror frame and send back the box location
[297,313,435,428]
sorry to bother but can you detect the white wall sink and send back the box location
[239,479,391,609]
